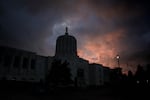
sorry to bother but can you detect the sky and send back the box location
[0,0,150,73]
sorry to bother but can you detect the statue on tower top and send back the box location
[65,27,68,35]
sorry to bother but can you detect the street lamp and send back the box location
[116,55,120,68]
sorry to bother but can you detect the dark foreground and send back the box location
[0,83,149,100]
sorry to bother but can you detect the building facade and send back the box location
[0,27,111,87]
[89,63,104,86]
[0,46,52,83]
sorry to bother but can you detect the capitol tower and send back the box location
[54,27,90,86]
[55,27,77,58]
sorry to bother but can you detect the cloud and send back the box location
[0,0,73,55]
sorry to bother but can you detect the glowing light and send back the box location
[136,80,140,84]
[116,55,120,59]
[146,80,149,84]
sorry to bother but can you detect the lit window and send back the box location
[11,77,16,80]
[146,80,149,84]
[136,80,140,84]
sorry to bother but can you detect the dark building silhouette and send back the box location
[55,27,77,57]
[0,45,51,83]
[0,27,114,87]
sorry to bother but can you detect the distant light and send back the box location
[146,80,149,84]
[116,55,120,59]
[136,80,140,84]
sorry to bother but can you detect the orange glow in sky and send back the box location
[77,29,126,69]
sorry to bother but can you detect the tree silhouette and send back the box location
[127,70,134,85]
[146,64,150,80]
[135,64,145,85]
[46,59,73,88]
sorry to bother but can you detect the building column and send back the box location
[20,56,23,76]
[0,55,4,67]
[0,55,4,75]
[10,55,15,75]
[28,56,32,77]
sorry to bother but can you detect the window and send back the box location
[13,56,21,68]
[4,55,12,67]
[31,59,36,69]
[30,78,34,81]
[21,77,26,81]
[23,57,29,69]
[11,77,16,81]
[0,56,2,64]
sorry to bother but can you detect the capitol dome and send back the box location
[55,27,77,57]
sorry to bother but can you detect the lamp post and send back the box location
[116,55,120,68]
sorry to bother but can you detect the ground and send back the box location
[0,84,149,100]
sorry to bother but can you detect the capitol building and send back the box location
[0,27,110,87]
